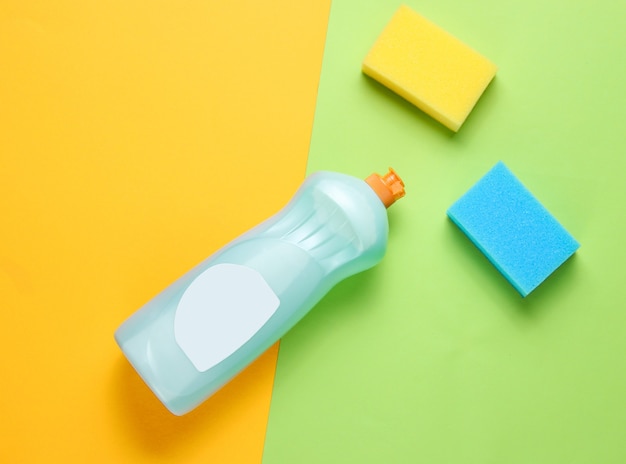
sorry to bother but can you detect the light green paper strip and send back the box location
[264,1,626,463]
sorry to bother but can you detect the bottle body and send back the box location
[115,171,396,415]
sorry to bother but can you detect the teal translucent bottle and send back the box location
[115,168,405,415]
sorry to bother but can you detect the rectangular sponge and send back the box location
[362,5,497,132]
[447,162,580,297]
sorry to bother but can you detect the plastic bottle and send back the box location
[114,168,405,415]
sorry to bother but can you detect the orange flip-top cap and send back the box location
[365,167,405,208]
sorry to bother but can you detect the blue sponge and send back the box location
[447,161,580,297]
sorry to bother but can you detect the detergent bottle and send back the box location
[115,168,405,415]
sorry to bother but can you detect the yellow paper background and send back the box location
[0,1,330,462]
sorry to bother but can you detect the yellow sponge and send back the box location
[362,5,497,132]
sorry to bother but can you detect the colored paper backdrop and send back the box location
[264,0,626,463]
[1,1,329,462]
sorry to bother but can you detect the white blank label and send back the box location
[174,263,280,372]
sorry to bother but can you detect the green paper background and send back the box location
[264,1,626,463]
